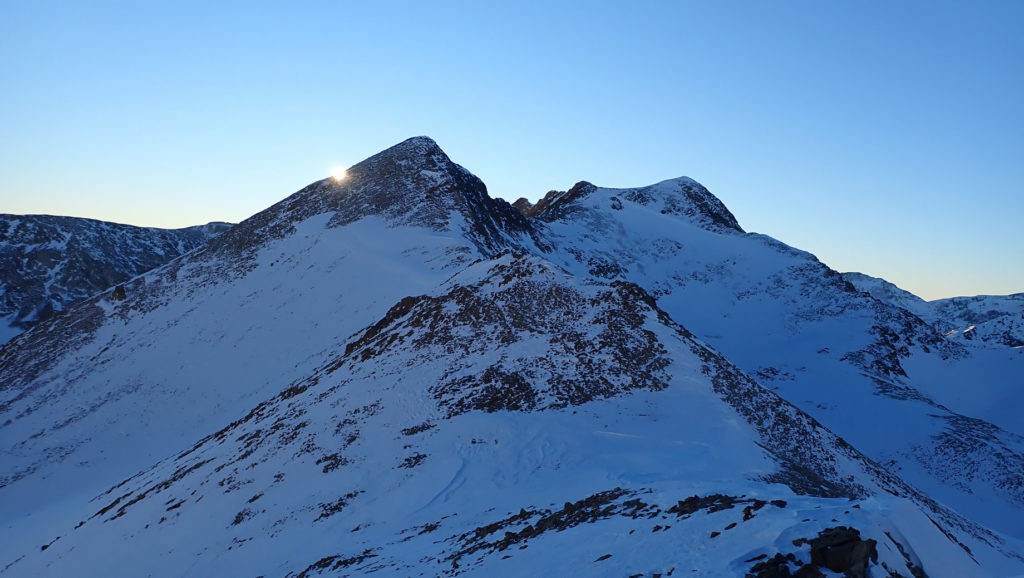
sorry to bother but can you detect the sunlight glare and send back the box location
[330,166,347,180]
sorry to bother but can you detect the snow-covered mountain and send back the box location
[529,179,1024,543]
[845,271,1024,348]
[2,137,1022,577]
[0,215,231,343]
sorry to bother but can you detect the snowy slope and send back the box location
[2,137,1023,577]
[841,273,1024,435]
[5,252,1019,577]
[0,138,533,529]
[0,215,231,343]
[530,177,1024,545]
[844,271,1024,348]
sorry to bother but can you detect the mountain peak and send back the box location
[387,135,442,154]
[648,176,744,233]
[336,135,457,191]
[201,137,543,268]
[348,136,448,173]
[520,176,744,234]
[323,136,542,255]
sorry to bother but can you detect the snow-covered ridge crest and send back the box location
[844,271,1024,348]
[518,176,744,234]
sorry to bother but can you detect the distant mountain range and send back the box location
[843,271,1024,348]
[1,137,1021,577]
[0,215,231,343]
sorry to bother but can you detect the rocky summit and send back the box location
[1,137,1022,577]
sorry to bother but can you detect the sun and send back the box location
[330,166,347,180]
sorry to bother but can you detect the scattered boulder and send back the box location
[793,526,878,578]
[747,553,800,577]
[750,527,879,578]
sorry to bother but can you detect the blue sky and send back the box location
[2,1,1021,300]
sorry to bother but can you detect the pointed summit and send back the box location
[328,135,471,228]
[326,136,542,255]
[340,136,452,185]
[202,137,543,269]
[369,135,445,158]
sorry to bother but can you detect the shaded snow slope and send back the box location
[0,214,230,342]
[0,215,476,516]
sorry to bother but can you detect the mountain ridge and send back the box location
[0,214,231,344]
[2,137,1022,576]
[515,176,745,234]
[844,271,1024,348]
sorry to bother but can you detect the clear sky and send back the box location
[2,1,1021,300]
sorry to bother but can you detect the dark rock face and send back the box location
[998,329,1024,348]
[748,527,883,578]
[448,490,786,574]
[337,252,887,500]
[511,197,534,214]
[746,552,806,577]
[515,181,598,220]
[794,527,879,578]
[0,214,230,337]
